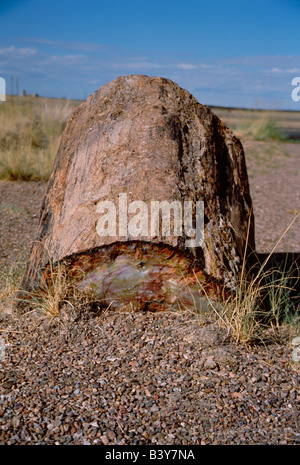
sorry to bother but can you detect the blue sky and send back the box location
[0,0,300,109]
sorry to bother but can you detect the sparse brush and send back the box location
[19,261,79,321]
[0,147,57,180]
[16,256,105,336]
[5,207,299,344]
[0,96,78,181]
[249,118,284,141]
[222,268,297,343]
[24,261,69,319]
[0,251,28,318]
[194,212,300,344]
[233,117,285,141]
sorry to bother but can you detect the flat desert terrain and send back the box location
[0,100,299,445]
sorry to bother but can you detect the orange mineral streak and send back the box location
[39,242,229,311]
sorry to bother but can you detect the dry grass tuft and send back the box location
[193,213,300,344]
[0,251,28,320]
[232,116,285,141]
[1,214,299,344]
[0,96,79,180]
[247,118,285,141]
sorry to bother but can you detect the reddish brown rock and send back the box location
[20,75,255,310]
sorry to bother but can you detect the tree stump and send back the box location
[20,75,255,311]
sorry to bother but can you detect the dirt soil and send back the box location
[0,126,299,445]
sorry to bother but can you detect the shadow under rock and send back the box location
[256,252,300,305]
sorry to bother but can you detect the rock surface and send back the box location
[20,75,255,308]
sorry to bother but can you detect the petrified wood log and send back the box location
[20,75,255,310]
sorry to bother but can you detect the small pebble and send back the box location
[204,357,218,370]
[100,435,109,445]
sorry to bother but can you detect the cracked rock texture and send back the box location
[21,75,255,306]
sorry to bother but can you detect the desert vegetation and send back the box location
[0,96,299,344]
[1,213,299,346]
[1,95,299,446]
[212,106,300,142]
[1,98,299,182]
[0,96,79,180]
[194,218,300,344]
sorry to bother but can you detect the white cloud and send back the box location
[270,66,300,74]
[0,45,36,56]
[176,63,198,70]
[1,41,299,109]
[115,61,167,70]
[288,68,300,73]
[20,38,112,53]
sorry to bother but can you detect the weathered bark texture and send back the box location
[20,75,255,310]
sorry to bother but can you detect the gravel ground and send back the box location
[242,138,300,253]
[0,309,299,445]
[0,134,299,446]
